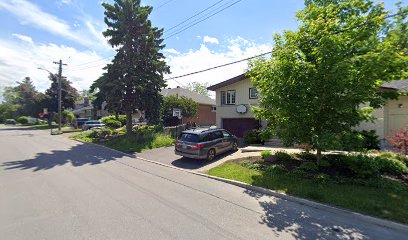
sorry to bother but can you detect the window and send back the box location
[249,88,258,99]
[211,106,216,112]
[222,130,232,138]
[221,90,236,105]
[212,131,224,140]
[179,133,200,143]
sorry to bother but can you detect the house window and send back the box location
[221,90,236,105]
[211,106,216,112]
[249,88,258,99]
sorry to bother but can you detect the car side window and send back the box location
[222,130,231,138]
[212,131,223,140]
[201,133,212,142]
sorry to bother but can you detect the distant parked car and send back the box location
[82,120,104,130]
[76,118,90,127]
[175,128,238,161]
[5,119,16,125]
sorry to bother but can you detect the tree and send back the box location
[99,0,170,134]
[43,74,79,124]
[186,82,210,96]
[248,0,406,163]
[161,95,198,126]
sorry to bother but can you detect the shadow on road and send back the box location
[2,143,124,172]
[244,189,369,239]
[171,151,234,170]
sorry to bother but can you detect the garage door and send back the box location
[222,118,260,137]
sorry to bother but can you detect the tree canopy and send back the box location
[186,82,210,97]
[44,74,79,113]
[161,95,198,126]
[248,0,407,162]
[93,0,170,133]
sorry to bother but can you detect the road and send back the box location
[0,125,406,240]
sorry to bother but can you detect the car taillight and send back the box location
[176,140,181,146]
[191,143,204,150]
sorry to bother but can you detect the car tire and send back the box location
[207,148,216,161]
[232,142,238,151]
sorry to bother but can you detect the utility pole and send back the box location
[53,60,67,132]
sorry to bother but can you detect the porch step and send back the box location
[264,137,283,147]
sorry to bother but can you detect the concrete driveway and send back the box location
[136,146,242,172]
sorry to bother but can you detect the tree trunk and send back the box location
[115,112,119,121]
[316,148,322,165]
[126,111,133,134]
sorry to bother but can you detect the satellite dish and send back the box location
[236,105,247,114]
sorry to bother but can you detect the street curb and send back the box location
[72,138,408,233]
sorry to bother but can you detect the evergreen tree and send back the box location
[99,0,170,133]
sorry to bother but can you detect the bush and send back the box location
[53,110,76,125]
[243,129,264,144]
[346,154,381,178]
[336,130,380,151]
[360,130,380,150]
[376,156,408,175]
[296,152,317,161]
[299,162,318,172]
[151,134,175,148]
[17,116,29,124]
[273,151,292,161]
[386,127,408,155]
[261,150,272,159]
[378,152,408,167]
[104,119,122,129]
[101,115,127,126]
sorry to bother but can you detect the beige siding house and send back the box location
[208,74,408,142]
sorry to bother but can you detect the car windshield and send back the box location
[179,133,200,143]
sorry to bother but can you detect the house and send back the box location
[208,73,408,142]
[161,87,216,126]
[71,98,95,119]
[207,74,264,137]
[356,79,408,142]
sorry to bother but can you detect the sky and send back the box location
[0,0,405,100]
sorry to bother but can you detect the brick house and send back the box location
[161,87,216,126]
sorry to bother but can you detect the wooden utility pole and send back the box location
[53,60,67,132]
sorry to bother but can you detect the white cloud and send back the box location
[165,37,271,98]
[12,33,33,43]
[0,38,111,101]
[203,36,219,44]
[164,48,180,55]
[0,0,106,48]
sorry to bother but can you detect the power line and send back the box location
[163,0,226,34]
[155,0,176,10]
[164,9,407,81]
[164,52,271,81]
[164,0,242,39]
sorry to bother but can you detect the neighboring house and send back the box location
[208,73,408,141]
[207,74,263,137]
[356,79,408,142]
[71,98,95,119]
[161,87,216,126]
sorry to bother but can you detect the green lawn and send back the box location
[208,162,408,224]
[70,131,175,153]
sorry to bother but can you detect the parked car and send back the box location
[5,119,16,125]
[76,118,90,127]
[175,128,238,161]
[82,120,104,130]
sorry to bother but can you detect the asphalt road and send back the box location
[0,125,406,240]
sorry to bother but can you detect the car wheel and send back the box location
[232,142,238,151]
[207,149,216,161]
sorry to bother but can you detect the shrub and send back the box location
[53,110,76,125]
[336,130,380,151]
[376,156,408,175]
[273,151,292,161]
[265,165,288,174]
[151,134,175,148]
[360,130,380,150]
[378,152,408,167]
[261,150,272,159]
[101,115,127,126]
[386,127,408,155]
[346,154,381,178]
[248,163,266,171]
[299,162,318,172]
[243,129,264,144]
[240,160,252,168]
[17,116,29,124]
[296,152,317,161]
[104,119,122,129]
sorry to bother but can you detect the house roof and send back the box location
[161,87,215,106]
[207,73,246,91]
[380,79,408,91]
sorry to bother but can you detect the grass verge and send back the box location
[70,130,175,153]
[208,162,408,224]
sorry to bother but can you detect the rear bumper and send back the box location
[175,149,207,159]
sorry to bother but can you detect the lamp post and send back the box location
[37,67,60,134]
